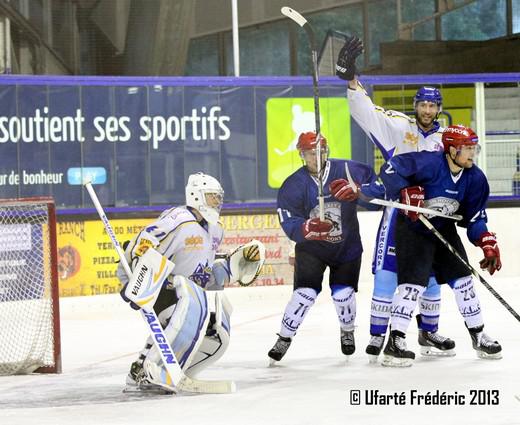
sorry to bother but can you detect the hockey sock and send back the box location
[418,277,441,332]
[369,270,397,335]
[390,283,426,334]
[448,276,484,329]
[279,287,317,338]
[331,284,356,331]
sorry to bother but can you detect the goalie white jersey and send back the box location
[118,205,223,289]
[347,81,444,159]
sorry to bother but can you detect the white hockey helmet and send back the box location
[185,172,224,225]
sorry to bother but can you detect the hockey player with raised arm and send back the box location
[118,172,264,392]
[336,36,455,362]
[268,132,378,364]
[351,125,502,366]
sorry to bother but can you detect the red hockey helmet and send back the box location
[442,125,479,153]
[296,132,328,152]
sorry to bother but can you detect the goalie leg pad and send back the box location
[186,292,232,377]
[144,276,210,380]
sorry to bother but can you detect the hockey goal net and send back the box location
[0,197,61,375]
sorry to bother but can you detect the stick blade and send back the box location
[281,6,307,27]
[180,377,236,394]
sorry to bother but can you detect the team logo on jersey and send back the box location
[185,235,203,251]
[403,132,419,146]
[425,197,460,218]
[190,261,212,288]
[265,97,350,188]
[310,202,343,243]
[212,236,220,251]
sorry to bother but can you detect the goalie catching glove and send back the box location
[477,232,502,275]
[228,239,266,286]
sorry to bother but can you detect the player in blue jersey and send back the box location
[336,35,454,361]
[268,132,378,364]
[350,125,502,366]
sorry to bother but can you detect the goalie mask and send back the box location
[185,172,224,225]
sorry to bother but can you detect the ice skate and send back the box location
[268,334,292,365]
[340,329,355,358]
[468,326,502,359]
[123,360,174,395]
[365,335,385,364]
[418,330,456,357]
[382,331,415,367]
[416,314,455,357]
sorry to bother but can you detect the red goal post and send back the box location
[0,197,61,375]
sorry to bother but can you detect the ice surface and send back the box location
[0,278,519,425]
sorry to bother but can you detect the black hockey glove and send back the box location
[335,36,363,81]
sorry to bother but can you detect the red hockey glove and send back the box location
[477,232,502,275]
[400,186,425,222]
[329,179,360,202]
[301,218,333,241]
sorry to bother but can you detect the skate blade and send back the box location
[367,354,380,364]
[476,350,502,360]
[123,384,174,395]
[343,354,353,363]
[420,346,456,357]
[381,355,413,367]
[268,357,277,367]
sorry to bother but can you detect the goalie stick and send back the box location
[84,182,236,394]
[418,215,520,322]
[281,6,325,221]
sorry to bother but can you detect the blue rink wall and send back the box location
[0,73,519,210]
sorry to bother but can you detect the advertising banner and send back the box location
[0,79,353,207]
[57,213,293,297]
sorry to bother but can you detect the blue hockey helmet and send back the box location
[413,86,442,108]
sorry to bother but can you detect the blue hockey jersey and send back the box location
[277,159,378,265]
[362,151,489,243]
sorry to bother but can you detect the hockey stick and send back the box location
[418,215,520,322]
[366,197,462,221]
[281,6,325,220]
[343,162,462,220]
[84,182,236,394]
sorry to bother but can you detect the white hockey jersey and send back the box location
[347,82,444,159]
[347,81,444,273]
[119,206,223,289]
